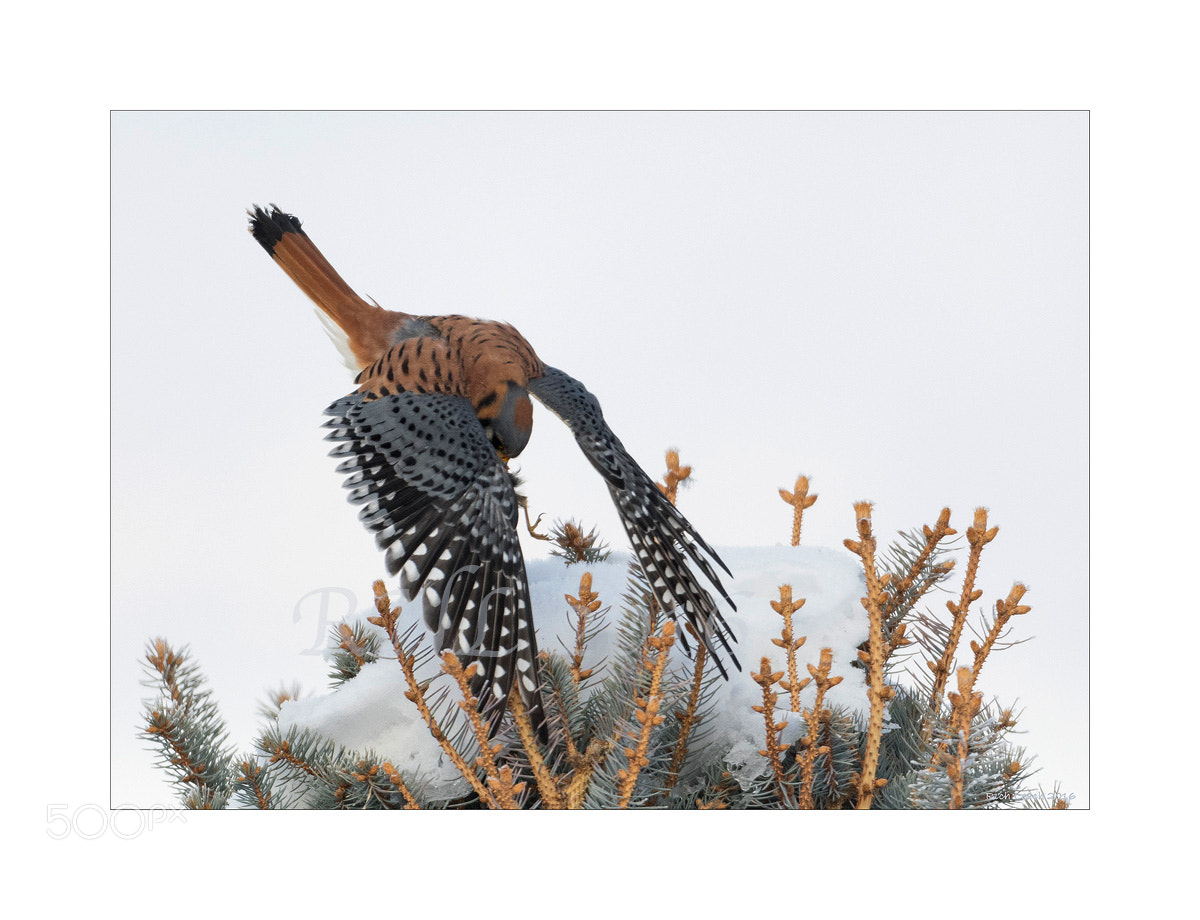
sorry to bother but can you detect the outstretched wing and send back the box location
[322,390,547,738]
[528,366,740,676]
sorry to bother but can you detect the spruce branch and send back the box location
[262,732,324,778]
[234,759,273,809]
[256,682,302,724]
[328,620,381,687]
[140,639,237,807]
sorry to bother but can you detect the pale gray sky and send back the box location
[111,111,1087,805]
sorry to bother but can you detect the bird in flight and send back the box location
[248,205,739,740]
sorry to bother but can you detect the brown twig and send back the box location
[770,585,808,712]
[752,656,792,806]
[565,571,600,685]
[843,501,893,809]
[665,625,708,795]
[795,647,843,809]
[379,581,514,808]
[881,507,957,623]
[657,449,692,506]
[263,737,321,778]
[966,583,1032,691]
[398,646,494,806]
[508,689,566,809]
[615,620,676,808]
[931,583,1032,807]
[377,762,421,809]
[927,508,998,713]
[368,580,403,657]
[442,653,525,809]
[779,475,818,546]
[564,737,612,809]
[943,667,984,809]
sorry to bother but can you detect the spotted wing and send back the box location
[528,366,740,676]
[322,390,546,737]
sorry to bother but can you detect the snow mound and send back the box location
[529,545,869,755]
[278,544,868,791]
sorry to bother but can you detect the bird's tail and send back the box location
[247,204,404,370]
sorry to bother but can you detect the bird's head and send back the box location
[479,381,533,460]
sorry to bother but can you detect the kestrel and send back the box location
[248,205,739,740]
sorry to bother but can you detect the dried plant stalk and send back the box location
[771,585,808,712]
[779,475,818,546]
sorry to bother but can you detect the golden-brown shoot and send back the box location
[771,585,809,712]
[615,621,676,808]
[843,501,894,809]
[779,475,818,546]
